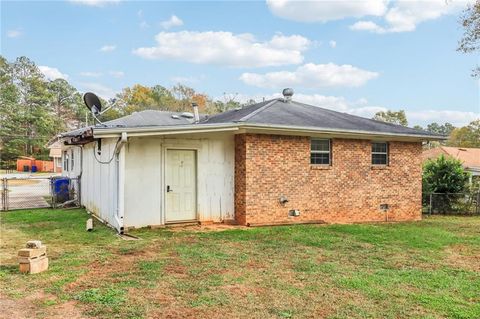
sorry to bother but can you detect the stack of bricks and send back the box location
[18,240,49,274]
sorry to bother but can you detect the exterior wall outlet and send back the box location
[380,204,389,211]
[289,209,300,217]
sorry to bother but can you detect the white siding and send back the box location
[124,134,235,228]
[79,138,120,229]
[61,146,82,178]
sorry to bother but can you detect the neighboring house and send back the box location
[57,89,444,233]
[48,140,63,173]
[423,146,480,183]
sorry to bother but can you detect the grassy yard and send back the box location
[0,209,479,319]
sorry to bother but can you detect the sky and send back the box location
[1,0,479,127]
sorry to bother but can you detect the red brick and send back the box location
[235,134,422,225]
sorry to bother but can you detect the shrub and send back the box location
[423,155,470,194]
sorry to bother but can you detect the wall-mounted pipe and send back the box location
[115,132,128,234]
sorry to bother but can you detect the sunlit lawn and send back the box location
[1,209,479,318]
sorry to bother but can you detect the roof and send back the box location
[423,146,480,170]
[60,97,445,141]
[60,110,203,137]
[203,98,440,138]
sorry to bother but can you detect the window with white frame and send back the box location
[70,149,75,171]
[371,142,388,165]
[310,139,331,165]
[63,151,69,171]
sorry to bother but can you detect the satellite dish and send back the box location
[83,92,102,115]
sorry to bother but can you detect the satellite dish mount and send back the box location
[83,92,115,126]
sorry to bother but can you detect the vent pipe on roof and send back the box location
[192,102,200,123]
[282,88,294,102]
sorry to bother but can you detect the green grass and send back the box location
[1,209,479,318]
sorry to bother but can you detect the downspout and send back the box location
[114,132,128,233]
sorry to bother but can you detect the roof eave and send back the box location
[92,122,445,141]
[241,123,446,141]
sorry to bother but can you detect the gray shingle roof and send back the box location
[62,99,444,139]
[61,110,201,137]
[203,98,441,137]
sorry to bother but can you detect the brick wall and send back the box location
[234,133,423,225]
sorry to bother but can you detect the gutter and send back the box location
[114,132,128,234]
[92,122,446,141]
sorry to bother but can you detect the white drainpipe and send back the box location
[115,132,128,233]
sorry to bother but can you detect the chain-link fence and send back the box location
[0,176,80,211]
[423,192,480,215]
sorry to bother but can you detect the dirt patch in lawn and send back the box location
[444,244,480,272]
[0,292,85,319]
[66,249,157,291]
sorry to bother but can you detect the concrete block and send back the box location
[26,240,42,249]
[19,256,49,274]
[18,246,46,258]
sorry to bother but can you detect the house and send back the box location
[423,146,480,183]
[58,89,444,233]
[48,140,63,173]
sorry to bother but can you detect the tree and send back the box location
[47,79,83,133]
[9,56,55,159]
[373,110,408,126]
[458,1,480,76]
[423,155,470,194]
[447,119,480,147]
[0,56,22,165]
[426,122,455,136]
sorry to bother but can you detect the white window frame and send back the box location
[371,142,389,165]
[63,151,69,171]
[310,138,331,165]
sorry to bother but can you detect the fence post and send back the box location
[2,178,8,211]
[429,193,432,217]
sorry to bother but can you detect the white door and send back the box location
[165,150,197,222]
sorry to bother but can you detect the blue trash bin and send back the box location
[52,177,70,203]
[31,165,37,173]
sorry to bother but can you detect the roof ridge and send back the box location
[237,99,280,122]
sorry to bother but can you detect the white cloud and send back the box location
[109,71,124,78]
[100,45,116,52]
[267,0,469,34]
[137,9,149,28]
[39,66,69,80]
[266,0,388,22]
[80,71,102,77]
[6,29,22,38]
[240,63,379,89]
[170,75,205,84]
[406,110,480,127]
[69,0,120,7]
[160,15,184,29]
[350,21,386,33]
[351,0,469,33]
[134,31,310,67]
[79,82,117,99]
[329,40,337,48]
[223,92,479,126]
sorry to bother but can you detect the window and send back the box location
[63,151,69,171]
[70,149,75,171]
[371,142,388,165]
[311,139,331,165]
